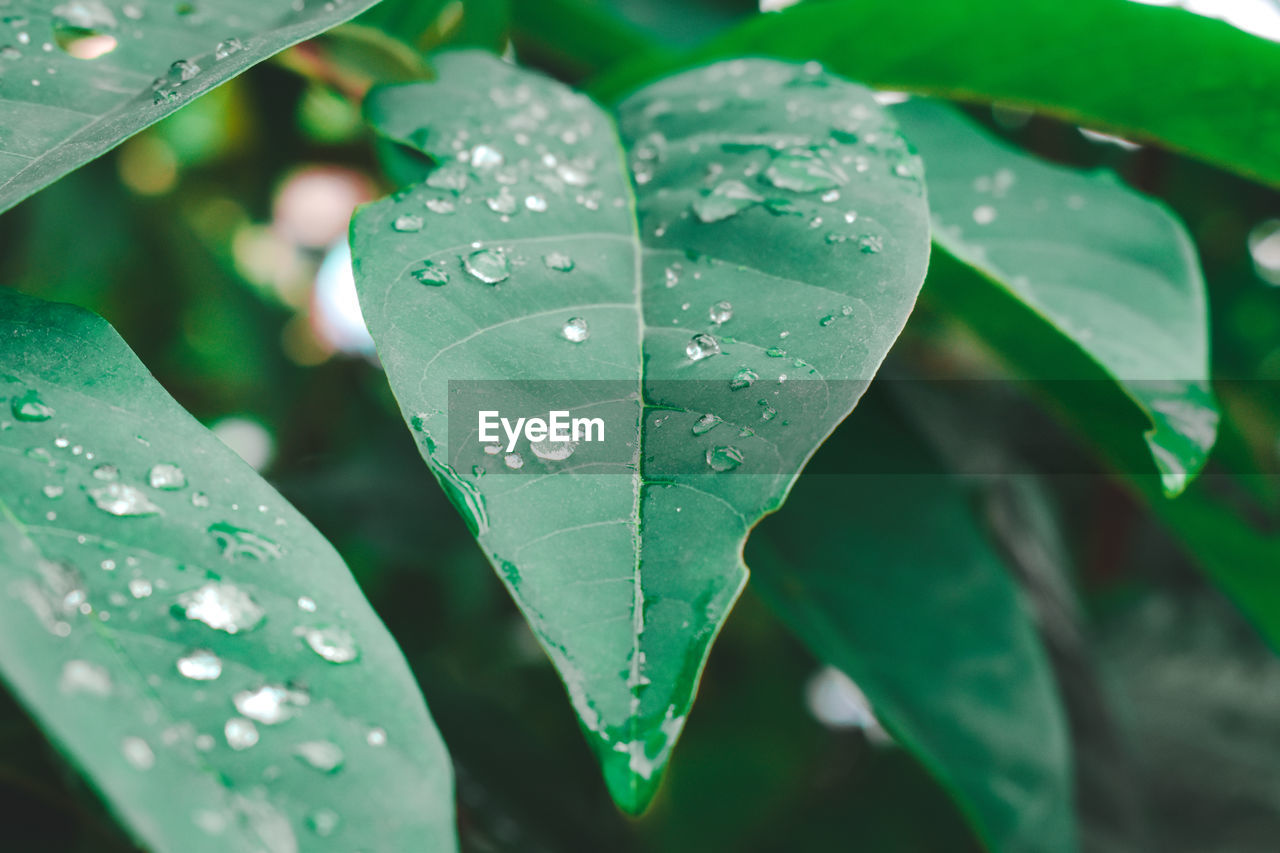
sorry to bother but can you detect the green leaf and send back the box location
[0,0,384,215]
[351,51,930,812]
[0,287,456,852]
[747,400,1076,853]
[897,99,1218,496]
[590,0,1280,187]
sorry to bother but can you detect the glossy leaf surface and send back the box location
[351,51,929,812]
[895,99,1218,495]
[0,287,456,852]
[0,0,383,213]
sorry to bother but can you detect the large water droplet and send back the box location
[503,452,524,470]
[294,741,344,774]
[225,717,259,750]
[128,577,153,599]
[425,198,455,215]
[709,301,733,324]
[464,248,510,284]
[177,582,265,634]
[764,148,847,192]
[88,483,161,516]
[208,522,283,560]
[692,180,762,223]
[233,684,309,725]
[60,659,112,696]
[301,626,360,663]
[685,333,721,361]
[691,413,722,436]
[170,58,200,82]
[730,368,757,390]
[561,317,589,342]
[176,649,222,681]
[543,252,574,272]
[706,445,744,472]
[11,389,54,421]
[148,463,186,490]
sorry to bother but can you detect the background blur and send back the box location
[3,1,1280,850]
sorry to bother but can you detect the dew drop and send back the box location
[11,389,54,422]
[686,333,720,361]
[214,37,243,60]
[88,483,161,517]
[233,684,309,724]
[60,659,112,696]
[121,736,155,770]
[486,186,517,215]
[128,578,153,599]
[425,197,455,214]
[709,301,733,324]
[503,452,524,470]
[92,464,118,481]
[706,445,744,472]
[730,368,757,390]
[298,596,317,612]
[692,180,762,223]
[177,582,265,634]
[170,58,200,81]
[225,717,259,750]
[392,214,424,232]
[692,413,722,435]
[191,491,210,508]
[412,260,449,286]
[972,204,997,225]
[858,235,883,254]
[147,463,186,490]
[524,194,547,212]
[764,148,847,192]
[306,808,341,837]
[366,727,387,746]
[176,649,222,681]
[543,252,574,272]
[469,144,503,169]
[42,484,63,499]
[464,248,510,284]
[294,741,345,774]
[531,439,576,461]
[766,346,787,358]
[561,317,589,343]
[302,626,360,663]
[208,522,283,560]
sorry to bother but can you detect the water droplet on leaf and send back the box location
[148,463,186,490]
[692,413,722,435]
[561,317,589,342]
[706,445,744,472]
[464,248,510,284]
[709,301,733,324]
[177,582,265,634]
[686,333,720,361]
[543,252,574,272]
[88,483,161,516]
[176,649,222,681]
[11,389,53,421]
[302,626,359,663]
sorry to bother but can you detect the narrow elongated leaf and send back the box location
[0,287,456,852]
[351,51,929,812]
[0,0,384,214]
[747,402,1076,853]
[591,0,1280,187]
[894,99,1218,496]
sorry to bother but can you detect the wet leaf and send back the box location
[0,287,457,852]
[592,0,1280,187]
[351,51,929,812]
[748,401,1076,853]
[0,0,384,214]
[895,99,1218,496]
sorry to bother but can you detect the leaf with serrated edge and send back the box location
[0,288,456,853]
[0,0,384,214]
[351,51,929,812]
[895,99,1217,496]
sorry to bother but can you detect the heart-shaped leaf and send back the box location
[0,0,384,214]
[0,287,457,852]
[894,99,1218,496]
[351,51,930,811]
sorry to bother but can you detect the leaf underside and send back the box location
[351,51,930,811]
[0,0,383,215]
[0,288,456,853]
[894,99,1218,495]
